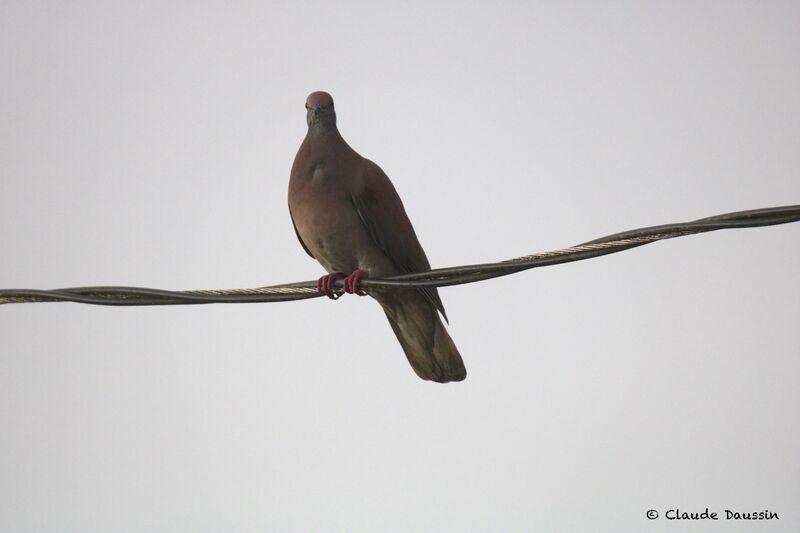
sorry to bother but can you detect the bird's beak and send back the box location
[311,104,321,115]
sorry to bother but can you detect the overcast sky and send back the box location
[1,2,799,532]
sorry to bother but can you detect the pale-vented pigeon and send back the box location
[288,91,466,383]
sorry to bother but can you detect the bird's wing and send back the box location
[289,208,315,259]
[351,161,448,322]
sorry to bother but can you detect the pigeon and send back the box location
[287,91,466,383]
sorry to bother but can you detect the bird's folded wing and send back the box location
[289,209,315,259]
[350,165,448,322]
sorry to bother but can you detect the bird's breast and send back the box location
[289,175,360,271]
[310,162,327,184]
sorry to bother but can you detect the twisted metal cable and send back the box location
[1,205,798,306]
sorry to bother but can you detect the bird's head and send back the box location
[305,91,336,132]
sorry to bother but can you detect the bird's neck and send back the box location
[304,125,349,149]
[307,120,338,136]
[297,127,359,169]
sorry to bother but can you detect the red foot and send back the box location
[344,270,369,296]
[316,272,345,299]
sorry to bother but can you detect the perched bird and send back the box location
[288,91,466,383]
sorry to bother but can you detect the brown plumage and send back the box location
[287,91,466,383]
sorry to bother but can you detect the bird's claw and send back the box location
[316,270,368,299]
[316,272,345,299]
[344,270,368,296]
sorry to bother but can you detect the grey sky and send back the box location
[1,2,799,531]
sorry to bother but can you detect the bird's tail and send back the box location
[378,293,466,383]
